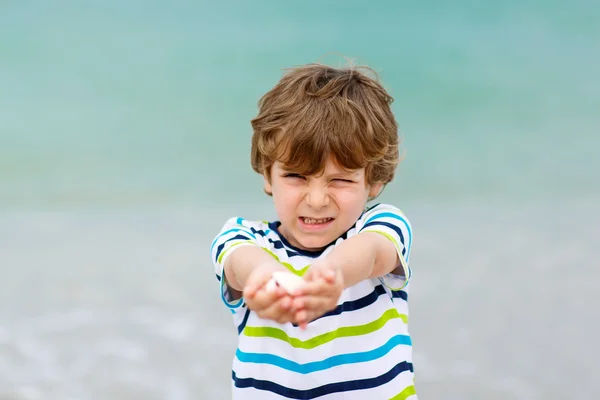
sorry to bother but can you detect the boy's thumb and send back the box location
[303,267,317,281]
[244,268,271,296]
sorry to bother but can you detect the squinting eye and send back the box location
[284,173,305,180]
[333,179,354,183]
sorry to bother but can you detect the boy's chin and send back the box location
[295,235,334,252]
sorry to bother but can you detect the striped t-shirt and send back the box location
[210,203,416,400]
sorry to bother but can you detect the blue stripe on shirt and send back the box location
[211,228,256,253]
[214,234,255,263]
[363,212,412,259]
[235,334,412,374]
[361,220,407,257]
[237,308,251,335]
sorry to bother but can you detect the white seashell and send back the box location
[265,277,278,293]
[268,271,304,294]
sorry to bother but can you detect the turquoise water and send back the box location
[1,1,599,399]
[2,0,598,208]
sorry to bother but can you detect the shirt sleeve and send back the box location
[210,217,260,309]
[356,203,413,290]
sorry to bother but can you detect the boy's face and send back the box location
[264,157,383,251]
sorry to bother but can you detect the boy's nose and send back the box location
[305,187,329,210]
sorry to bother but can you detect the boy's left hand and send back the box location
[243,265,299,324]
[293,262,344,329]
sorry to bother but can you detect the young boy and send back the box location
[210,63,416,399]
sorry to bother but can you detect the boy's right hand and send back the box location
[243,265,298,324]
[293,261,344,329]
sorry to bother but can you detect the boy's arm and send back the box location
[212,218,289,304]
[317,231,401,288]
[294,206,411,326]
[223,245,300,324]
[222,230,399,295]
[212,218,299,324]
[292,231,400,328]
[223,245,287,293]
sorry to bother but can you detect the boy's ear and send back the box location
[368,182,384,198]
[263,174,273,196]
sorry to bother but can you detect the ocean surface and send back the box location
[1,1,599,399]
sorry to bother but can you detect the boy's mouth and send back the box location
[300,217,334,225]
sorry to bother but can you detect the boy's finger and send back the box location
[297,282,322,297]
[258,295,293,321]
[295,309,321,329]
[295,309,308,324]
[300,295,335,313]
[304,266,329,282]
[303,268,317,282]
[245,295,266,312]
[244,269,275,297]
[301,278,335,296]
[248,287,278,310]
[259,287,282,302]
[291,296,305,310]
[322,268,337,283]
[243,280,261,298]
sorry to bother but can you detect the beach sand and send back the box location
[1,200,596,399]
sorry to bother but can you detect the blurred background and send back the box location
[1,0,598,399]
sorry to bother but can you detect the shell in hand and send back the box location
[265,271,304,294]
